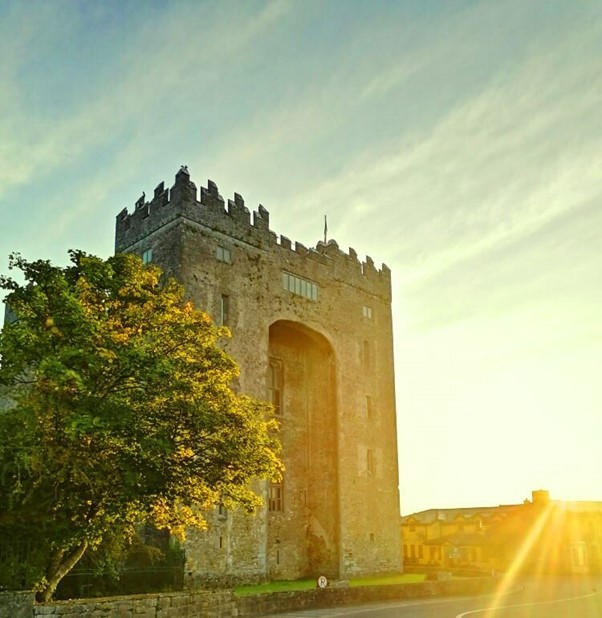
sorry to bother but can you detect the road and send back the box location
[263,576,602,618]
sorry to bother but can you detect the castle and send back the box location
[115,166,401,584]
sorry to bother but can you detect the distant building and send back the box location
[401,490,602,575]
[115,166,401,585]
[401,503,520,571]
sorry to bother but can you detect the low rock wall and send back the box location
[27,577,498,617]
[32,590,233,617]
[236,577,497,616]
[0,591,35,618]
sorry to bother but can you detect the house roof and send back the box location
[560,500,602,513]
[401,495,602,526]
[401,504,520,524]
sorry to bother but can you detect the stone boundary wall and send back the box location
[236,577,498,616]
[31,590,232,617]
[0,591,35,618]
[27,578,498,617]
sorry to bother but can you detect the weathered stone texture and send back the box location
[114,167,401,583]
[32,578,499,618]
[32,591,234,618]
[0,590,34,618]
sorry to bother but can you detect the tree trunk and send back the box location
[36,541,88,602]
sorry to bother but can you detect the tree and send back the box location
[0,251,281,601]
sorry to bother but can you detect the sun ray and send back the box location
[485,501,556,617]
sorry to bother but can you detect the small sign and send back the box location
[317,575,328,589]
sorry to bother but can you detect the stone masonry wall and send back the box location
[0,591,34,618]
[31,578,500,618]
[32,590,233,618]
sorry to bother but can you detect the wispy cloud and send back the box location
[244,6,601,272]
[0,1,290,201]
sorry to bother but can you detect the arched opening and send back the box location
[267,320,339,579]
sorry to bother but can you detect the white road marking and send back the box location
[455,589,599,617]
[264,589,520,617]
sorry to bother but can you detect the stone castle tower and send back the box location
[115,166,401,584]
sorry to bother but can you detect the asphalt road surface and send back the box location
[264,576,602,618]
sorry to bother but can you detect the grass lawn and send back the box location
[235,579,317,596]
[235,573,426,596]
[349,573,426,587]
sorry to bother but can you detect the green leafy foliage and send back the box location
[0,251,281,599]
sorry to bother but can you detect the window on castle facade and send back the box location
[362,305,373,319]
[362,340,371,369]
[142,249,153,264]
[219,294,230,326]
[216,245,231,263]
[282,272,318,301]
[268,358,283,416]
[364,395,373,418]
[269,481,283,512]
[366,448,375,475]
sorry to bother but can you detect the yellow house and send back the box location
[401,504,519,571]
[401,491,602,575]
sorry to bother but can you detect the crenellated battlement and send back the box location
[115,167,391,297]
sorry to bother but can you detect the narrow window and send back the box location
[142,249,153,264]
[269,481,283,512]
[362,305,373,319]
[366,448,375,475]
[218,504,227,519]
[216,245,232,263]
[363,340,371,369]
[365,395,373,418]
[219,536,223,549]
[219,294,229,326]
[268,358,283,416]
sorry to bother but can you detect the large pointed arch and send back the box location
[266,320,340,579]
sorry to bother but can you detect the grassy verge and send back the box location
[235,578,317,596]
[349,573,426,587]
[235,573,426,596]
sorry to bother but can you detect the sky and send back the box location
[1,0,601,515]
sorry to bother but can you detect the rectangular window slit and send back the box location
[269,481,283,511]
[220,294,230,326]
